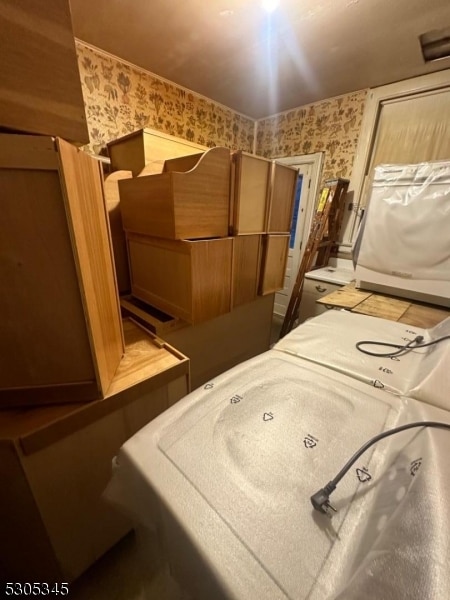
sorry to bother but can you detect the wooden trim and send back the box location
[0,382,100,407]
[0,133,58,170]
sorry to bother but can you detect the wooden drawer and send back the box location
[0,134,124,407]
[127,234,233,323]
[231,235,262,308]
[107,127,207,176]
[266,162,297,233]
[231,151,271,235]
[259,234,290,295]
[119,147,231,240]
[0,0,88,143]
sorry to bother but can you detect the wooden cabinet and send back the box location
[259,234,290,295]
[119,147,231,240]
[230,151,271,235]
[0,0,88,143]
[0,134,124,407]
[266,162,297,233]
[0,319,189,581]
[127,234,233,323]
[107,127,207,176]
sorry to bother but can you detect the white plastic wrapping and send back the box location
[355,161,450,281]
[105,312,450,599]
[274,310,450,411]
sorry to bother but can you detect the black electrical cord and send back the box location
[356,334,450,358]
[311,421,450,517]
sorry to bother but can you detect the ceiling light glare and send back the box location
[262,0,280,13]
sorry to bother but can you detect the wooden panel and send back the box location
[190,238,233,322]
[165,294,274,390]
[398,303,450,328]
[0,0,88,143]
[232,151,271,235]
[259,234,290,295]
[231,235,262,307]
[0,441,61,580]
[128,234,193,321]
[119,147,230,240]
[18,372,188,580]
[316,281,371,308]
[266,162,297,233]
[352,294,410,321]
[0,133,58,170]
[128,234,232,323]
[104,170,133,293]
[0,168,96,393]
[108,128,206,176]
[57,139,125,396]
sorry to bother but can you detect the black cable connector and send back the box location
[356,334,449,358]
[310,481,337,517]
[310,421,450,518]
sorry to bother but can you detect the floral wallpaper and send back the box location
[76,41,255,155]
[256,90,368,181]
[76,40,367,183]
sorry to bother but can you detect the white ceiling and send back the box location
[70,0,450,119]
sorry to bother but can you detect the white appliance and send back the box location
[354,161,450,307]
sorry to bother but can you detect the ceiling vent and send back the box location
[420,27,450,62]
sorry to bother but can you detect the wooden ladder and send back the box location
[279,177,350,338]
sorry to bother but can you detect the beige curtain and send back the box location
[359,88,450,207]
[370,89,450,167]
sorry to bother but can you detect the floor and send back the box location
[70,530,190,600]
[70,314,284,600]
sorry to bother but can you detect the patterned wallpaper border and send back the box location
[77,39,367,184]
[256,89,368,181]
[76,40,256,155]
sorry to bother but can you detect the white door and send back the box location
[273,153,323,318]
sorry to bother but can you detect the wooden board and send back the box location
[317,282,450,328]
[266,162,297,233]
[231,235,262,307]
[104,170,133,293]
[165,294,275,390]
[397,303,450,328]
[0,0,88,143]
[57,139,125,396]
[119,147,230,240]
[231,151,271,235]
[352,294,410,321]
[108,128,206,176]
[316,281,371,308]
[127,234,233,323]
[259,234,290,295]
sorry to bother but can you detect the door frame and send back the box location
[275,152,324,264]
[273,152,324,317]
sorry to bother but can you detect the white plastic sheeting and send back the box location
[354,161,450,306]
[105,311,450,600]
